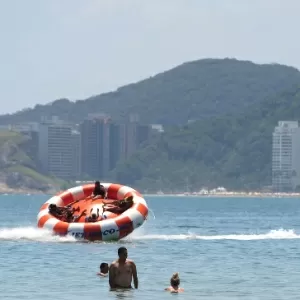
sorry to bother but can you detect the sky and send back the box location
[0,0,300,115]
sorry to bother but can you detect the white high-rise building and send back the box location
[272,121,300,192]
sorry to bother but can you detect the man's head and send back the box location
[118,247,128,260]
[100,262,109,274]
[95,181,100,186]
[49,204,57,211]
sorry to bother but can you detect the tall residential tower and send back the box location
[272,121,300,192]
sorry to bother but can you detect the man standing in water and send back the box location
[109,247,138,289]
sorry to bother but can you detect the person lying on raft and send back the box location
[48,204,79,217]
[85,181,107,200]
[165,273,184,293]
[102,196,134,214]
[85,208,104,222]
[48,204,69,218]
[48,204,84,222]
[62,209,87,223]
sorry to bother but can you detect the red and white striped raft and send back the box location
[37,183,148,241]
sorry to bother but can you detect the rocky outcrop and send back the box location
[0,141,18,167]
[0,134,61,193]
[5,172,51,192]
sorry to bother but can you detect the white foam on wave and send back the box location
[0,227,299,243]
[0,227,77,243]
[125,229,300,241]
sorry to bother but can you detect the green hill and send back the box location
[1,58,300,125]
[109,85,300,192]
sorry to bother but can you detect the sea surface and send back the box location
[0,194,300,300]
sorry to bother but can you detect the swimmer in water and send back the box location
[109,247,138,289]
[97,263,109,277]
[165,273,184,293]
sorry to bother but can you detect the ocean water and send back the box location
[0,195,300,300]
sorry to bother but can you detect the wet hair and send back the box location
[100,262,108,269]
[95,181,100,185]
[170,273,180,287]
[118,246,127,255]
[49,204,56,210]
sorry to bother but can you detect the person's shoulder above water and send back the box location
[165,287,184,293]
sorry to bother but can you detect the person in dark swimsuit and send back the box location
[102,196,134,214]
[92,181,106,199]
[63,208,87,223]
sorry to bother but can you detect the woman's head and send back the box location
[170,272,180,287]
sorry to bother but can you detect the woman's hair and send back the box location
[170,272,180,287]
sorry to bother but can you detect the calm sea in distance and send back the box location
[0,194,300,300]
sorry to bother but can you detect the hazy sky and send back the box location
[0,0,300,114]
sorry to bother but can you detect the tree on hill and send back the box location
[108,85,300,192]
[1,58,300,125]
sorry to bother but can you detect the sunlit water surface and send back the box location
[0,195,300,299]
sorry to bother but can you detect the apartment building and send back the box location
[71,130,81,179]
[80,114,152,179]
[80,115,111,179]
[272,121,300,192]
[38,122,74,179]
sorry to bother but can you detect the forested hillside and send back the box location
[109,85,300,192]
[1,58,300,125]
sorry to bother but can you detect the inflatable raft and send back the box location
[37,183,148,241]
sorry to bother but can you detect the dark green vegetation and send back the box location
[1,58,300,125]
[0,131,70,192]
[1,58,300,192]
[110,86,300,192]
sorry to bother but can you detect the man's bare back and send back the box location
[109,247,138,289]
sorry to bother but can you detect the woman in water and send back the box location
[165,273,184,293]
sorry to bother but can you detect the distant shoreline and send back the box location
[0,189,299,199]
[144,193,300,198]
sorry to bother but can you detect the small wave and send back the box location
[0,227,77,243]
[126,229,300,241]
[0,227,299,243]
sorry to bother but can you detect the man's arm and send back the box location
[109,263,117,288]
[102,199,117,205]
[73,209,86,222]
[131,261,138,289]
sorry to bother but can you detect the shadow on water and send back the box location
[109,288,134,299]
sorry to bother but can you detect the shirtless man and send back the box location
[109,247,138,289]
